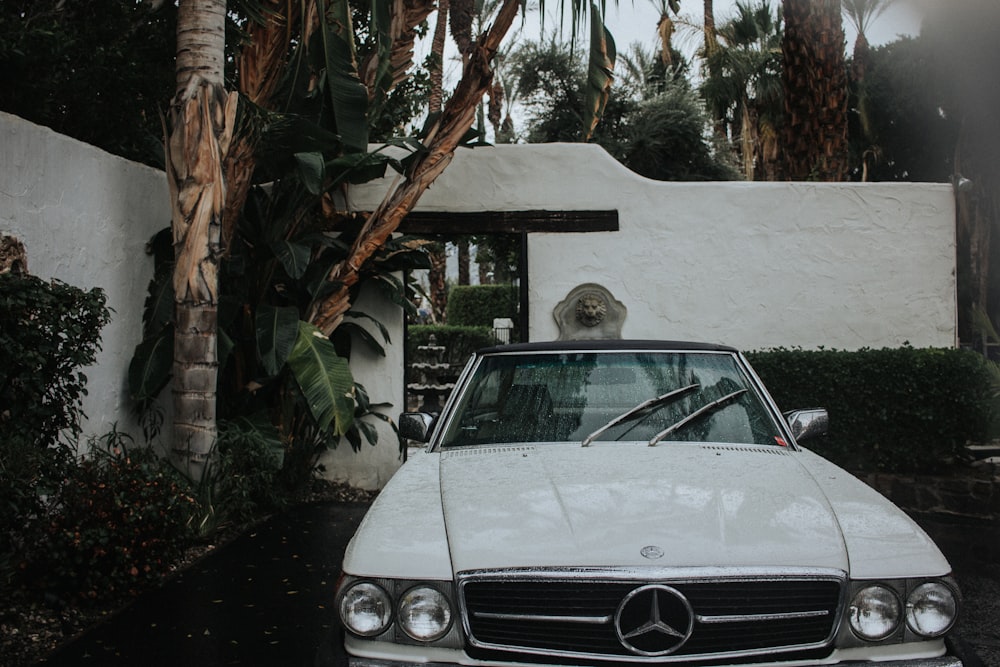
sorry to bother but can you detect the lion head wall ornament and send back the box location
[576,292,608,327]
[554,284,626,340]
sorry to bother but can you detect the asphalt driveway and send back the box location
[37,502,1000,666]
[38,502,370,667]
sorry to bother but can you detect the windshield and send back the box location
[438,351,784,448]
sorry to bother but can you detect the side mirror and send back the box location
[399,412,435,443]
[783,408,829,443]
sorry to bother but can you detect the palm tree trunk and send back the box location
[779,0,849,181]
[429,0,450,114]
[167,0,237,480]
[308,0,521,335]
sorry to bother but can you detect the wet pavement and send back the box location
[36,503,1000,666]
[38,502,370,667]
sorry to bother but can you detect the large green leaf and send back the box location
[128,326,173,401]
[583,4,617,141]
[256,305,300,376]
[271,239,312,279]
[294,151,326,195]
[322,0,369,153]
[287,321,355,435]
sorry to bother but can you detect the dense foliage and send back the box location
[445,284,518,327]
[24,433,197,603]
[507,39,738,181]
[0,0,176,166]
[847,37,960,182]
[746,347,995,473]
[0,274,111,451]
[0,274,112,585]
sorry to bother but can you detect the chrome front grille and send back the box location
[459,571,843,663]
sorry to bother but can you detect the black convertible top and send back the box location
[476,339,739,355]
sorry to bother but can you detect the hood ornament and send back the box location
[640,545,664,560]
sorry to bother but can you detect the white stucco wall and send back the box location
[0,114,403,489]
[2,116,957,489]
[1,112,169,443]
[349,143,957,351]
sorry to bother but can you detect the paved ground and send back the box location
[37,504,1000,666]
[38,502,369,667]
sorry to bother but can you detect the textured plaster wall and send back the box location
[350,143,957,351]
[1,112,168,444]
[2,117,956,488]
[0,114,402,488]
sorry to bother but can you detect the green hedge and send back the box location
[745,347,995,473]
[407,325,497,369]
[445,284,517,327]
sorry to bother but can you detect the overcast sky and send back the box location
[547,0,925,56]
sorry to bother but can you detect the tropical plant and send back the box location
[779,0,850,181]
[700,0,783,180]
[0,0,176,165]
[842,0,895,180]
[154,0,624,483]
[509,38,736,181]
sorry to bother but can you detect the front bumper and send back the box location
[348,658,963,667]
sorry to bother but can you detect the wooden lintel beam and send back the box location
[397,210,619,235]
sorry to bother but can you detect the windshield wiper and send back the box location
[647,389,748,447]
[582,383,700,447]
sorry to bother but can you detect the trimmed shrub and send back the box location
[445,284,517,327]
[745,347,995,473]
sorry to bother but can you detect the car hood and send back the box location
[439,443,853,574]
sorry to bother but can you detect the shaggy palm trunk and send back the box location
[167,0,237,480]
[308,0,521,335]
[779,0,849,181]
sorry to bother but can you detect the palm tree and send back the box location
[842,0,895,180]
[842,0,893,81]
[700,0,782,180]
[166,0,237,479]
[779,0,850,181]
[650,0,682,66]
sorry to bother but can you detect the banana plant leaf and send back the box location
[322,0,369,153]
[583,3,616,141]
[128,326,173,402]
[271,239,312,279]
[294,151,326,195]
[287,321,355,435]
[256,305,300,376]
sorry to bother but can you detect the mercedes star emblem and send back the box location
[615,584,694,656]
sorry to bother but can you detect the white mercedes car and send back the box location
[336,341,965,667]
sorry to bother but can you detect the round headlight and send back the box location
[906,582,958,638]
[398,586,453,641]
[340,582,392,637]
[849,585,902,640]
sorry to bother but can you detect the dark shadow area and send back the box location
[39,502,370,667]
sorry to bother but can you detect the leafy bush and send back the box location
[746,347,995,473]
[445,284,517,327]
[0,273,111,588]
[25,430,198,603]
[209,418,286,527]
[0,274,111,450]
